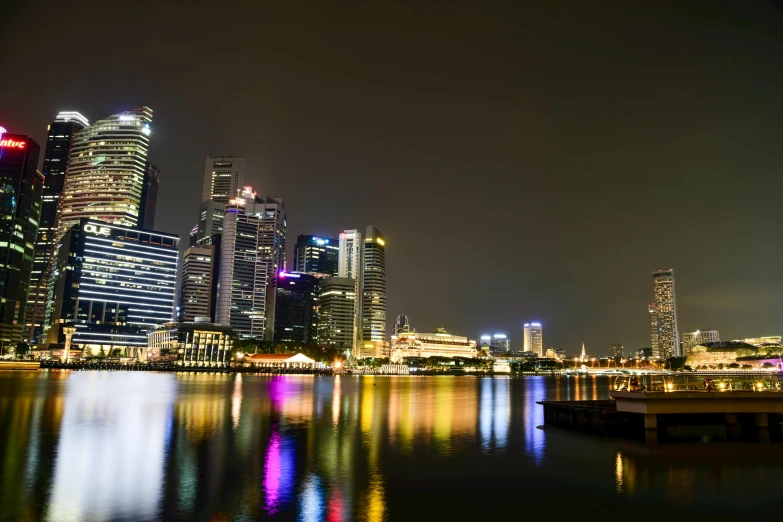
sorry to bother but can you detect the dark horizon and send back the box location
[3,1,783,355]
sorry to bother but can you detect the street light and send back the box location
[591,357,596,368]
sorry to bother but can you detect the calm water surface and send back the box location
[1,371,781,521]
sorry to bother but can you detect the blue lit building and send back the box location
[273,271,318,344]
[45,219,179,355]
[293,235,338,276]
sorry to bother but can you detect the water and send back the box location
[1,371,782,521]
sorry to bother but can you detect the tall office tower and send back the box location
[316,276,357,354]
[682,329,720,356]
[179,245,217,322]
[293,235,339,275]
[652,269,680,358]
[202,156,245,203]
[491,334,510,352]
[215,205,269,338]
[274,271,318,343]
[338,229,363,280]
[196,200,225,244]
[46,220,179,356]
[25,111,88,343]
[361,226,386,342]
[611,344,624,359]
[138,161,159,229]
[648,303,660,358]
[244,195,286,339]
[0,132,43,344]
[56,107,154,237]
[523,322,543,357]
[393,315,410,336]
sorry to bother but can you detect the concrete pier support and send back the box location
[756,413,770,442]
[644,413,658,444]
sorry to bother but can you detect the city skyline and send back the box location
[3,2,783,350]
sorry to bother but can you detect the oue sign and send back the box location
[84,224,111,236]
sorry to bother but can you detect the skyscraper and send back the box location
[0,132,43,343]
[46,220,179,355]
[56,107,154,237]
[361,226,386,342]
[652,269,680,358]
[648,303,660,358]
[338,229,363,280]
[611,344,624,359]
[393,315,410,336]
[293,235,339,276]
[25,111,88,343]
[202,156,245,203]
[139,161,159,229]
[216,205,269,338]
[523,322,543,357]
[316,276,357,354]
[490,334,511,352]
[179,245,217,322]
[274,271,318,344]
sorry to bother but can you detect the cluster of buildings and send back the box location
[0,108,394,365]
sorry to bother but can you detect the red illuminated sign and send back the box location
[0,139,25,149]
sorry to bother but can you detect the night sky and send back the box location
[2,1,783,355]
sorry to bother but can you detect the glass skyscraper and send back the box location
[652,269,680,359]
[25,111,88,343]
[361,226,386,342]
[57,107,154,237]
[0,132,43,344]
[274,272,318,344]
[293,235,338,276]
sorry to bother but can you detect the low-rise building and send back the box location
[247,352,317,369]
[390,328,477,362]
[147,318,234,367]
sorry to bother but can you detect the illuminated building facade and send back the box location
[196,200,225,244]
[179,245,217,322]
[293,234,338,276]
[0,132,43,343]
[202,156,245,203]
[611,343,624,359]
[490,334,510,352]
[390,329,477,361]
[148,319,234,367]
[57,107,154,237]
[25,111,88,343]
[652,269,680,358]
[46,219,179,354]
[316,276,356,353]
[523,322,543,357]
[393,315,410,336]
[274,272,318,343]
[682,329,719,356]
[648,303,660,358]
[361,226,386,342]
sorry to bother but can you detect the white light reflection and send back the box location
[479,378,511,451]
[231,373,242,430]
[615,451,624,494]
[299,473,325,521]
[47,372,175,521]
[524,377,546,466]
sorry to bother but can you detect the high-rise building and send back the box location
[216,206,269,339]
[647,303,659,358]
[293,235,338,276]
[491,334,511,352]
[0,132,43,344]
[611,344,624,359]
[316,276,357,354]
[139,161,159,229]
[179,245,217,322]
[196,200,226,244]
[523,322,543,357]
[202,156,245,203]
[652,269,680,358]
[25,111,88,343]
[274,271,318,344]
[393,315,410,336]
[338,229,363,280]
[682,329,720,356]
[45,219,179,355]
[361,226,386,342]
[56,107,154,237]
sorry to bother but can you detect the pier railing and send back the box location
[614,373,783,393]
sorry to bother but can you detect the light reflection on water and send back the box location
[1,372,783,521]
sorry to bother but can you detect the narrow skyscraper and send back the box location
[648,303,660,358]
[56,107,154,237]
[361,226,386,342]
[652,269,680,358]
[0,132,43,343]
[523,322,543,357]
[179,245,217,322]
[25,111,88,343]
